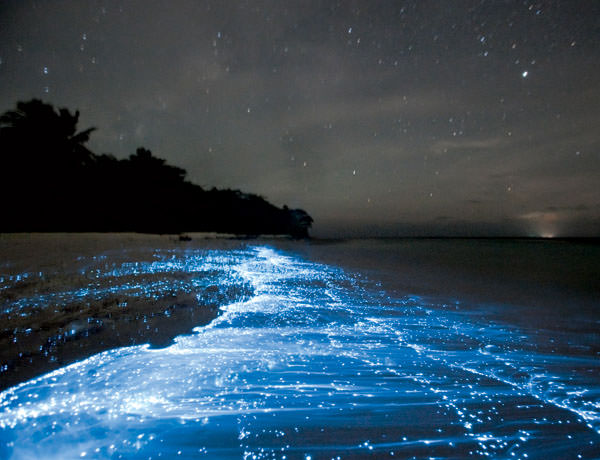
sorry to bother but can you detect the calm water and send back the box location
[0,238,599,459]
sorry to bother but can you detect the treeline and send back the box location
[0,100,312,237]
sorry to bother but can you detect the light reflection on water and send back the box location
[0,246,599,459]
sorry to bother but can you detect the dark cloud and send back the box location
[1,0,599,236]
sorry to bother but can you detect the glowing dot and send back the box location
[522,70,528,78]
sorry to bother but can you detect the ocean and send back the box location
[0,235,598,459]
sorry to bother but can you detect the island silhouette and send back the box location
[0,99,313,238]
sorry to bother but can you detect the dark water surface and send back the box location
[0,236,598,459]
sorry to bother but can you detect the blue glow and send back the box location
[0,246,599,459]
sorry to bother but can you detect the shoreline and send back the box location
[0,234,254,391]
[2,234,598,392]
[0,295,221,392]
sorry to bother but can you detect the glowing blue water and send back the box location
[0,246,599,459]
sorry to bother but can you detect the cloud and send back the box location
[431,137,504,155]
[518,211,561,222]
[2,0,599,236]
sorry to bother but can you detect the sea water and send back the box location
[0,239,599,459]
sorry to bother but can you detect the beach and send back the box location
[0,234,599,459]
[0,234,252,390]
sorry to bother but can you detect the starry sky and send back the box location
[1,0,599,237]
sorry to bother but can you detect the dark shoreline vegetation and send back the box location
[0,99,313,238]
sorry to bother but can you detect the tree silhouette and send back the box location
[0,99,95,171]
[0,100,313,237]
[128,147,187,186]
[1,100,98,230]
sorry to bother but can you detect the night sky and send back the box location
[1,1,599,237]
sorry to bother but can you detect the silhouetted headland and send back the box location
[0,100,313,238]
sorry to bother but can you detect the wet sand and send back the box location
[0,291,220,391]
[0,233,254,391]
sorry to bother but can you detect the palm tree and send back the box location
[0,99,96,171]
[0,100,97,230]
